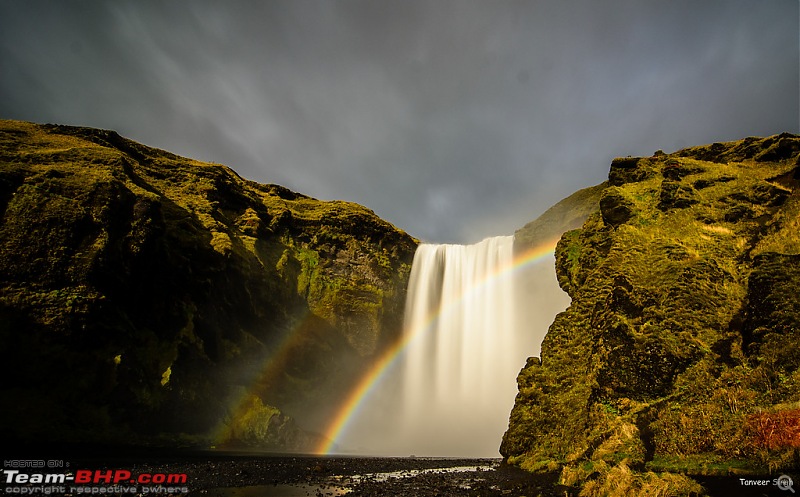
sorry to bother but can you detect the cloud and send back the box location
[1,0,797,243]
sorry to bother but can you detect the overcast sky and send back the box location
[2,1,798,243]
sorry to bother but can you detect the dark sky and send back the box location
[2,1,798,243]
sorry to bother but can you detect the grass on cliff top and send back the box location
[1,116,413,301]
[597,154,799,333]
[608,153,797,338]
[0,119,404,233]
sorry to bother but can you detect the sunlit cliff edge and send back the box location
[0,119,417,451]
[502,134,800,494]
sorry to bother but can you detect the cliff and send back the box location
[0,120,417,450]
[502,134,800,494]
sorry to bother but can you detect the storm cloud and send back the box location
[1,0,797,242]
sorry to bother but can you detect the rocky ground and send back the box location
[42,451,763,497]
[127,455,568,496]
[29,449,564,496]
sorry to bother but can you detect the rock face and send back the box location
[0,120,416,450]
[502,134,800,489]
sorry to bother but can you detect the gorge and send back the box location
[2,120,799,495]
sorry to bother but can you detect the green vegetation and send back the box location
[218,395,326,451]
[503,133,800,495]
[0,120,417,450]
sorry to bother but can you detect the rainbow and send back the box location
[210,307,323,446]
[314,237,562,455]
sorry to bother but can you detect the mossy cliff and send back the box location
[0,120,416,450]
[502,134,800,493]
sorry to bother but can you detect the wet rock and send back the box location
[609,275,643,318]
[740,254,800,372]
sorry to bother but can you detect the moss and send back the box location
[293,245,321,296]
[576,463,704,497]
[0,119,417,450]
[556,229,583,295]
[646,454,760,475]
[160,366,172,387]
[216,395,326,450]
[209,231,233,255]
[503,132,800,492]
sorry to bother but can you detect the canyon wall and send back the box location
[0,120,416,450]
[503,133,800,492]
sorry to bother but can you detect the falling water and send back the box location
[336,235,564,457]
[398,236,520,456]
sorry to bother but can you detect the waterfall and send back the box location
[336,234,563,457]
[397,235,522,456]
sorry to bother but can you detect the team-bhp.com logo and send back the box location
[3,468,189,494]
